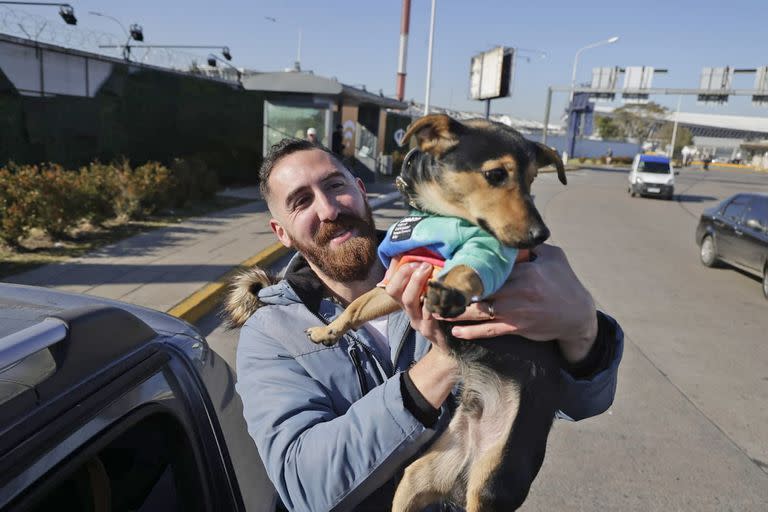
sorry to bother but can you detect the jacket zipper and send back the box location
[348,344,369,395]
[308,309,376,395]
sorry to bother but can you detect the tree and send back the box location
[654,123,694,157]
[595,116,623,140]
[612,102,667,144]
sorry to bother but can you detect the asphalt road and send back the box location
[198,166,768,511]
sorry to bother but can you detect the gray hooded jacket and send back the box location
[235,256,623,512]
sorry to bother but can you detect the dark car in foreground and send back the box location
[0,283,277,511]
[695,193,768,298]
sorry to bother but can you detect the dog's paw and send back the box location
[305,327,340,346]
[425,281,468,318]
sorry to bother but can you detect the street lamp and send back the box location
[89,11,144,60]
[570,36,619,101]
[207,53,242,84]
[0,2,77,24]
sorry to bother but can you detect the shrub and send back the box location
[0,163,85,244]
[112,160,175,219]
[170,156,219,207]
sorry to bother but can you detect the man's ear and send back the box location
[402,114,466,157]
[532,142,567,185]
[269,219,293,248]
[355,177,367,196]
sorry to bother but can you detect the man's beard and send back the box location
[290,204,378,283]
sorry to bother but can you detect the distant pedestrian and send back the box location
[306,127,318,144]
[606,148,613,166]
[332,124,344,156]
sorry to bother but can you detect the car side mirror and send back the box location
[745,218,763,230]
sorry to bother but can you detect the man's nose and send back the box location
[315,192,340,222]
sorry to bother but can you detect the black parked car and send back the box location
[0,283,277,511]
[695,193,768,298]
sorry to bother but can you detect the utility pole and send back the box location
[396,0,411,102]
[542,86,553,144]
[424,0,436,115]
[669,95,682,159]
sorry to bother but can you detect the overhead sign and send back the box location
[622,66,654,104]
[698,67,732,105]
[469,47,514,101]
[590,66,619,101]
[753,67,768,106]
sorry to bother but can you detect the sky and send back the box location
[9,0,768,123]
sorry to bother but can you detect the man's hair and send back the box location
[259,138,341,201]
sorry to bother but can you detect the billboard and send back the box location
[622,66,654,104]
[590,66,619,101]
[698,67,732,105]
[753,67,768,106]
[469,47,514,101]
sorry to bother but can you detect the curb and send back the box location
[168,188,403,325]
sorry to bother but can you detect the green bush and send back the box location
[0,158,210,246]
[170,156,219,207]
[0,163,86,244]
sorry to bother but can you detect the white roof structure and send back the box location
[593,105,768,138]
[665,111,768,134]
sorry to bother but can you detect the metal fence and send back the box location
[0,6,228,78]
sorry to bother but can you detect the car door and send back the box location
[738,196,768,272]
[716,195,749,263]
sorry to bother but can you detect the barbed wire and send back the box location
[0,6,237,81]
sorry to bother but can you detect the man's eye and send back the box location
[483,168,507,186]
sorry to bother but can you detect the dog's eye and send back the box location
[483,168,507,186]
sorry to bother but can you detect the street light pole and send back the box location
[424,0,436,115]
[90,11,143,60]
[569,36,619,102]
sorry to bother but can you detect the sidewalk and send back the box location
[4,180,401,321]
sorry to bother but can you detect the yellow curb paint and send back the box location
[168,241,291,325]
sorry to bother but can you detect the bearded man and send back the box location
[234,138,624,512]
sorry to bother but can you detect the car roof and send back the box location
[639,154,670,164]
[0,284,203,414]
[0,283,199,340]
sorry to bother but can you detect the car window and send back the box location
[746,197,768,228]
[722,196,748,223]
[637,160,671,174]
[22,413,207,512]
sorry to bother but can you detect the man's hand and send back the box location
[447,244,598,364]
[384,262,458,409]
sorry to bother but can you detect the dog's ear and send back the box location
[402,114,466,156]
[532,142,567,185]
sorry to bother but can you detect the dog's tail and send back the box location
[222,266,278,329]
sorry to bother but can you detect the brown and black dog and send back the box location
[226,114,568,511]
[306,114,567,511]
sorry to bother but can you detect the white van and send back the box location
[628,154,677,200]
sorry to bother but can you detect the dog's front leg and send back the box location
[306,287,400,346]
[425,265,484,318]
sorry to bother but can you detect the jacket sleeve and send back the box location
[557,312,624,421]
[235,315,440,512]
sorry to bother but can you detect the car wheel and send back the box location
[763,265,768,299]
[700,235,719,267]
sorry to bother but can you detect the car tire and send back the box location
[700,235,719,268]
[762,265,768,299]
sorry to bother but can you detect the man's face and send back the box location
[307,133,317,143]
[268,149,378,282]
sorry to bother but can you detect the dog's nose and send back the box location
[527,224,550,246]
